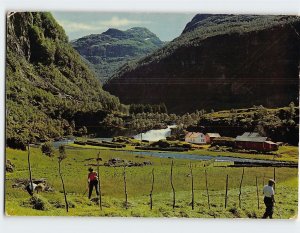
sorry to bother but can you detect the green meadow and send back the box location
[5,145,298,218]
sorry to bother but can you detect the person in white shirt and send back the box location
[262,179,276,219]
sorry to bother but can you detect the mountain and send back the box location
[6,12,122,149]
[103,14,300,114]
[71,27,165,82]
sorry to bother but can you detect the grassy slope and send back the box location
[6,12,121,147]
[5,147,298,218]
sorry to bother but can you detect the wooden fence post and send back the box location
[273,167,276,191]
[256,176,260,209]
[225,174,229,209]
[123,165,128,209]
[27,143,34,196]
[189,162,194,210]
[58,160,68,212]
[205,169,210,209]
[149,168,154,210]
[97,152,102,211]
[238,168,245,208]
[114,166,117,178]
[170,160,176,209]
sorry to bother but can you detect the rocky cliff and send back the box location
[6,12,122,148]
[104,15,300,114]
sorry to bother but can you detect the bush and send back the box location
[41,142,55,157]
[21,195,51,211]
[151,140,171,148]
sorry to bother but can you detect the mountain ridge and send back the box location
[104,14,300,113]
[71,27,165,82]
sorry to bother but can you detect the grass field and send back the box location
[5,145,298,218]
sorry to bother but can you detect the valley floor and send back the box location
[5,146,298,218]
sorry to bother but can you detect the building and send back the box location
[205,133,221,144]
[235,132,278,152]
[211,137,235,147]
[185,132,206,144]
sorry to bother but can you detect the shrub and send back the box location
[41,142,55,157]
[21,195,51,211]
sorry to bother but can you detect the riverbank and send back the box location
[67,143,298,164]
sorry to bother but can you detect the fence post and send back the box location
[97,152,102,211]
[273,167,276,191]
[27,143,34,196]
[149,168,154,210]
[170,160,176,209]
[256,176,259,209]
[225,174,229,209]
[189,162,194,210]
[238,168,245,208]
[123,165,128,209]
[205,169,210,209]
[114,166,117,178]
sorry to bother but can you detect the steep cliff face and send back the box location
[104,15,300,114]
[72,27,165,82]
[6,12,121,148]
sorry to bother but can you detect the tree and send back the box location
[58,145,68,212]
[82,126,88,136]
[288,102,296,119]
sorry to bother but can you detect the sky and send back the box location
[52,12,196,41]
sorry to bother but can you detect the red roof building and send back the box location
[205,133,221,144]
[235,132,278,152]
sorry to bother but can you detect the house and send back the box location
[205,133,221,144]
[211,137,235,147]
[235,132,278,152]
[185,132,206,144]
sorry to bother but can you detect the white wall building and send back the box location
[185,132,206,144]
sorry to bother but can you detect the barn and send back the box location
[185,132,206,144]
[235,132,278,152]
[205,133,221,144]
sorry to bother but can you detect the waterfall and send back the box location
[134,125,177,141]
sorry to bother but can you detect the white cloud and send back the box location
[99,16,149,27]
[57,17,150,33]
[57,20,104,32]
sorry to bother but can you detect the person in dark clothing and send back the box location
[262,179,276,219]
[87,167,99,199]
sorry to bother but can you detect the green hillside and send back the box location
[6,12,122,149]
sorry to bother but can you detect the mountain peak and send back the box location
[102,28,126,38]
[72,26,164,82]
[182,14,231,34]
[126,27,157,39]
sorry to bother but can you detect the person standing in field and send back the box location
[87,167,99,199]
[262,179,276,219]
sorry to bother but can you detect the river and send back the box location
[129,150,287,165]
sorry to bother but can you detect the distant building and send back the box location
[205,133,221,144]
[235,132,278,152]
[185,132,206,144]
[212,137,235,147]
